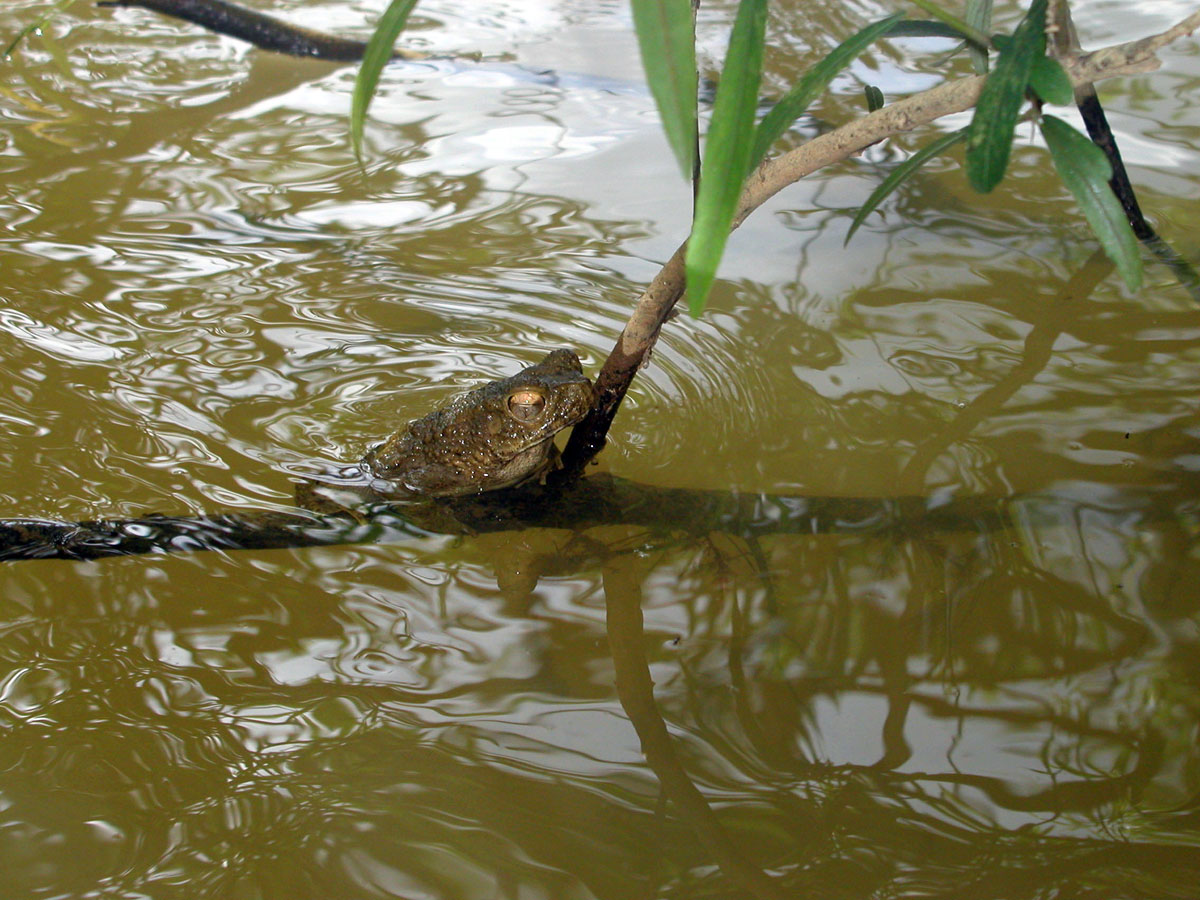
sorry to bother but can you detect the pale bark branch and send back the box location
[561,8,1200,470]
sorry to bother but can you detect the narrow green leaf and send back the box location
[965,0,993,73]
[4,0,79,58]
[686,0,768,316]
[632,0,697,181]
[864,84,885,112]
[905,0,991,48]
[752,13,902,169]
[965,0,1047,193]
[845,128,967,244]
[1040,115,1142,290]
[351,0,422,159]
[1030,54,1073,105]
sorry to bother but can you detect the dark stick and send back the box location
[1075,84,1200,301]
[97,0,414,61]
[2,468,1186,563]
[1075,91,1154,240]
[0,508,422,561]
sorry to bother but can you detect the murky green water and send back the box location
[2,0,1199,896]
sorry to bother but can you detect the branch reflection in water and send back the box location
[593,475,1196,896]
[3,458,1196,896]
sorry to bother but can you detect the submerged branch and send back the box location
[0,473,1057,562]
[3,468,1193,562]
[97,0,423,61]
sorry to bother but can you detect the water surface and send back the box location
[2,0,1199,897]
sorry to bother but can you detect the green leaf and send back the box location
[752,13,903,169]
[632,0,698,181]
[1030,54,1074,105]
[686,0,768,316]
[4,0,79,58]
[351,0,422,160]
[1040,115,1142,290]
[965,0,1047,193]
[905,0,991,48]
[864,84,885,112]
[965,0,994,73]
[845,128,967,244]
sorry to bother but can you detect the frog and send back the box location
[362,348,595,497]
[293,348,595,520]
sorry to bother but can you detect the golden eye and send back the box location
[507,389,545,422]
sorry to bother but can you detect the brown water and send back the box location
[2,0,1199,896]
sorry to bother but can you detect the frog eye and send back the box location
[507,389,546,422]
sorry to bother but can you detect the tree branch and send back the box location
[560,9,1200,473]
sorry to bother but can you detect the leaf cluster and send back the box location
[649,0,1142,304]
[326,0,1130,311]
